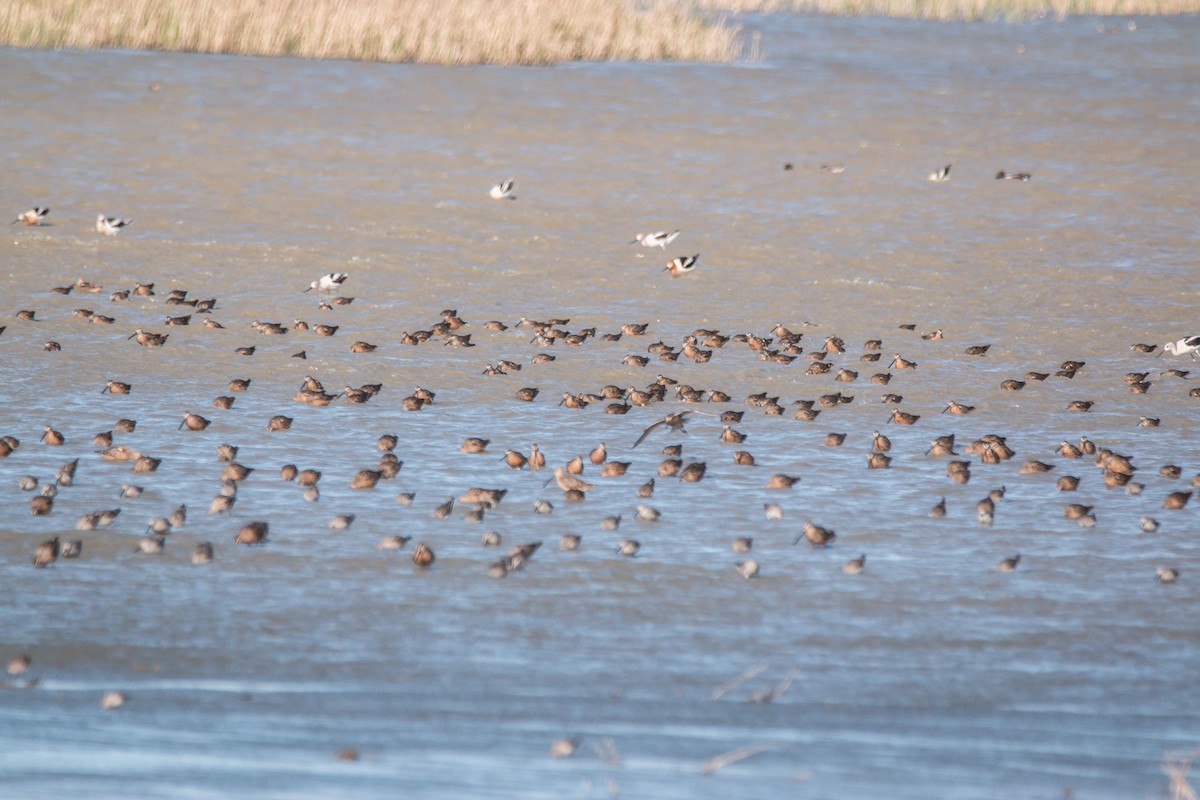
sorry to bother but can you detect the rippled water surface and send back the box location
[2,14,1199,799]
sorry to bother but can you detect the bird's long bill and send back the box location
[126,332,137,340]
[885,414,894,424]
[302,287,312,293]
[178,420,186,430]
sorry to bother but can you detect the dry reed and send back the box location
[712,0,1200,20]
[0,0,743,64]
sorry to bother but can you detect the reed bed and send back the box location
[0,0,743,64]
[714,0,1200,19]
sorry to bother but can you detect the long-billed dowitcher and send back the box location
[797,521,835,547]
[411,542,435,567]
[234,522,268,545]
[735,560,759,579]
[930,496,947,517]
[997,554,1021,572]
[1157,566,1180,583]
[32,537,59,567]
[843,554,866,574]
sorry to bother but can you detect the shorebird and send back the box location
[664,254,699,277]
[12,207,49,225]
[843,554,867,574]
[997,554,1021,572]
[1159,335,1200,360]
[489,179,515,200]
[632,410,716,448]
[128,329,169,347]
[995,171,1032,181]
[631,230,680,249]
[927,164,951,182]
[304,272,348,293]
[96,214,131,235]
[192,543,214,564]
[796,521,836,547]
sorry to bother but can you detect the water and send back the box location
[2,14,1199,798]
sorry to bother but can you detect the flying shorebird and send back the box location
[489,179,516,200]
[927,164,951,182]
[664,254,699,277]
[304,272,349,293]
[631,230,680,249]
[12,207,49,225]
[1159,335,1200,360]
[96,214,131,236]
[632,409,719,448]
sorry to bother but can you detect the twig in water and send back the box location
[711,662,768,701]
[1164,747,1200,800]
[702,743,773,776]
[747,666,800,704]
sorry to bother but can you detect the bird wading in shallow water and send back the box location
[304,273,349,293]
[664,254,699,277]
[1159,335,1200,360]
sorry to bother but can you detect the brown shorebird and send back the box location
[601,460,631,477]
[679,462,707,482]
[843,554,866,574]
[234,522,268,545]
[528,443,545,470]
[33,536,59,567]
[766,474,800,489]
[460,438,490,453]
[889,408,920,425]
[997,554,1021,572]
[551,467,594,493]
[1157,567,1180,583]
[1057,475,1081,491]
[796,521,835,547]
[734,450,755,465]
[179,412,210,431]
[350,470,381,489]
[504,450,528,470]
[411,542,435,568]
[589,442,607,464]
[40,426,65,445]
[191,542,214,564]
[633,410,714,448]
[128,329,168,347]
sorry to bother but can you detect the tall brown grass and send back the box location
[0,0,743,64]
[714,0,1200,19]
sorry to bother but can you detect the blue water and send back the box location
[1,14,1199,798]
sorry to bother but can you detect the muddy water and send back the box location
[1,14,1198,799]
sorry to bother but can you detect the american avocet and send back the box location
[631,230,680,249]
[12,207,49,225]
[96,214,131,235]
[664,254,699,277]
[1159,335,1200,360]
[304,272,349,293]
[927,164,951,182]
[489,179,516,200]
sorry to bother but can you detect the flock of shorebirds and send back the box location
[4,193,1194,606]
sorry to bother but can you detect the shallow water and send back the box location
[1,14,1199,799]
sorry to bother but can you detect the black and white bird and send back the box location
[664,254,699,277]
[12,207,49,225]
[489,179,516,200]
[1159,335,1200,360]
[304,272,349,293]
[96,214,131,236]
[631,230,680,249]
[927,164,951,182]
